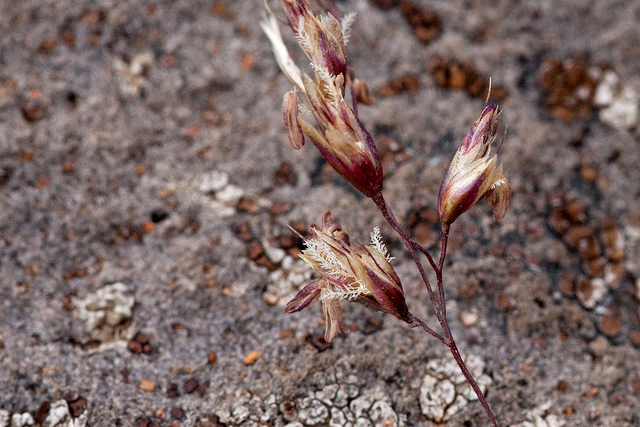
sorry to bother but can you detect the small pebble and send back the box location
[140,379,155,392]
[598,315,621,336]
[244,350,262,365]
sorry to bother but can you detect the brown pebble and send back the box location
[171,322,186,332]
[207,351,217,365]
[399,1,441,44]
[240,53,256,71]
[212,1,226,16]
[287,247,302,258]
[564,198,587,223]
[270,201,291,216]
[629,378,640,394]
[136,416,160,427]
[427,56,508,99]
[235,223,253,242]
[184,378,199,393]
[377,73,420,97]
[305,333,333,352]
[563,225,593,249]
[583,386,599,398]
[247,241,264,260]
[243,350,262,365]
[583,257,606,278]
[237,197,260,214]
[629,330,640,346]
[140,379,155,391]
[40,38,58,53]
[601,228,621,252]
[558,275,575,297]
[274,162,297,186]
[22,103,46,122]
[171,407,185,420]
[280,329,295,339]
[62,161,75,174]
[578,236,601,260]
[556,381,570,392]
[166,383,180,398]
[362,317,384,335]
[196,414,226,427]
[608,392,623,406]
[254,254,278,271]
[548,210,570,235]
[580,165,598,182]
[196,381,210,397]
[128,332,153,355]
[277,234,297,249]
[66,395,87,417]
[538,54,599,123]
[496,293,516,313]
[35,401,51,423]
[598,315,621,337]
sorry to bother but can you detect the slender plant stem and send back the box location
[372,192,498,427]
[406,313,446,345]
[447,337,498,426]
[436,224,449,316]
[370,194,438,270]
[371,193,442,317]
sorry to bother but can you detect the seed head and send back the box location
[285,212,409,341]
[262,1,383,198]
[438,104,510,225]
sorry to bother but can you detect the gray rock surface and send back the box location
[1,0,640,425]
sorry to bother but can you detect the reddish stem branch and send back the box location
[447,337,498,427]
[372,192,498,427]
[372,193,442,317]
[436,224,449,316]
[406,313,446,345]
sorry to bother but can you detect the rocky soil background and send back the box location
[1,0,640,426]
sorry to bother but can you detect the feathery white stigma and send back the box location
[304,237,349,279]
[370,227,394,262]
[321,280,369,301]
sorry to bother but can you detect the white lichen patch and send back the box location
[217,361,401,426]
[192,170,245,217]
[8,412,34,427]
[419,355,493,422]
[113,52,153,98]
[298,399,330,425]
[42,400,88,427]
[193,170,229,193]
[594,70,639,130]
[511,401,565,427]
[72,282,135,342]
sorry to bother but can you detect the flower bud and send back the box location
[298,74,383,198]
[278,0,348,80]
[285,213,410,341]
[438,104,510,225]
[263,0,382,198]
[282,91,305,149]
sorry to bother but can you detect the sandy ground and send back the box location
[1,0,640,426]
